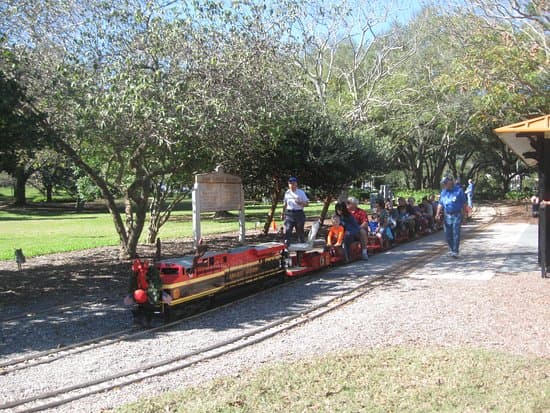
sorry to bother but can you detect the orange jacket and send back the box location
[327,225,345,246]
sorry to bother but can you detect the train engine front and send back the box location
[126,258,169,325]
[126,242,287,325]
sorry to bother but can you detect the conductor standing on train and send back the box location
[436,176,466,258]
[282,176,309,246]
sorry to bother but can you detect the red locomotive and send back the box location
[129,242,288,323]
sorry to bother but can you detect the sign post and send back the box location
[192,167,245,247]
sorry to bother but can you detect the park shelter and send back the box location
[494,114,550,277]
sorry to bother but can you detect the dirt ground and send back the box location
[0,200,540,315]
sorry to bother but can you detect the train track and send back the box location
[0,205,496,412]
[0,279,287,376]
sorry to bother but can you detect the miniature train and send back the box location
[127,218,439,324]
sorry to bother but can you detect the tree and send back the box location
[457,0,549,62]
[0,44,48,205]
[368,9,473,189]
[370,4,548,189]
[440,3,549,185]
[301,117,377,222]
[1,1,222,257]
[287,0,419,125]
[28,149,75,203]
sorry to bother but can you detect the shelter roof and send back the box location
[494,114,550,167]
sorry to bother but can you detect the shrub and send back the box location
[393,189,437,203]
[474,176,503,200]
[347,188,372,202]
[505,190,531,201]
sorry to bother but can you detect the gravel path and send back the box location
[1,203,548,412]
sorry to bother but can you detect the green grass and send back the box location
[0,202,327,261]
[115,346,550,413]
[0,186,12,198]
[0,186,44,200]
[0,211,119,259]
[0,186,74,202]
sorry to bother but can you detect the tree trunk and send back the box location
[147,185,187,244]
[147,223,160,245]
[122,192,149,259]
[75,197,86,212]
[13,166,29,206]
[45,184,53,202]
[320,195,333,224]
[432,159,447,189]
[147,184,163,244]
[263,187,283,235]
[413,163,424,190]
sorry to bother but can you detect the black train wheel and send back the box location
[132,307,152,328]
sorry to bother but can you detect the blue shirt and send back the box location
[340,214,360,235]
[439,184,466,214]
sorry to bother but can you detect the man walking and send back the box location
[465,179,475,207]
[465,179,475,218]
[436,176,466,258]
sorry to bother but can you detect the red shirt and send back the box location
[350,207,368,226]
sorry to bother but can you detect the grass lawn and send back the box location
[0,202,327,261]
[0,186,74,203]
[116,346,550,413]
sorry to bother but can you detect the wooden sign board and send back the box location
[195,172,243,212]
[192,169,245,246]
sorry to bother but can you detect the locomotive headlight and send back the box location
[172,288,181,299]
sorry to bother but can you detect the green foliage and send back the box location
[74,170,101,202]
[505,190,531,201]
[394,189,438,203]
[347,188,373,202]
[302,114,377,198]
[146,265,162,304]
[474,175,505,200]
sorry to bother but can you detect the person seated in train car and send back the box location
[368,212,379,234]
[326,214,345,248]
[335,201,367,261]
[407,197,428,234]
[397,197,415,237]
[346,196,369,260]
[385,199,398,239]
[374,198,393,243]
[395,200,408,237]
[420,196,435,232]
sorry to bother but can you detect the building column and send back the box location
[539,137,550,277]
